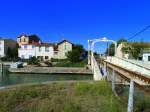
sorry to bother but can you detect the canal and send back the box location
[0,66,92,87]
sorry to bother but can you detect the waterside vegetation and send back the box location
[0,81,126,112]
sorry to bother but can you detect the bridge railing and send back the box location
[106,56,150,78]
[91,54,103,80]
[104,56,150,112]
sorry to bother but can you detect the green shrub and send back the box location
[51,58,68,62]
[53,58,88,67]
[27,57,39,65]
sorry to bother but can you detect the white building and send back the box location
[17,34,41,59]
[0,39,17,58]
[17,35,54,61]
[36,43,54,61]
[17,34,73,60]
[116,43,130,59]
[142,49,150,61]
[18,44,36,59]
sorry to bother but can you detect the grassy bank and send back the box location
[115,85,150,112]
[0,81,126,112]
[53,59,88,67]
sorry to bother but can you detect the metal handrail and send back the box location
[91,55,103,80]
[113,56,150,71]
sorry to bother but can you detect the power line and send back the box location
[127,25,150,41]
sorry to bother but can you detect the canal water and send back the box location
[0,66,92,87]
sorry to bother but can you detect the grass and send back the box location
[134,92,150,112]
[53,59,88,67]
[0,81,149,112]
[115,84,150,112]
[0,81,127,112]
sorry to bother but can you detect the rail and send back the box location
[105,56,150,79]
[91,55,103,80]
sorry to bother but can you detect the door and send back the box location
[148,56,150,61]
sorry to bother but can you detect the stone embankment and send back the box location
[9,67,92,74]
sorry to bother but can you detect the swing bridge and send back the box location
[88,37,150,112]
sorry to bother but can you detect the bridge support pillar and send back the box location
[104,62,107,77]
[127,80,134,112]
[0,63,3,74]
[88,40,91,65]
[112,69,115,92]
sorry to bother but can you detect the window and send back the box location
[54,51,58,55]
[37,56,40,59]
[148,56,150,61]
[21,55,24,59]
[41,56,43,61]
[24,45,27,49]
[45,47,49,52]
[45,56,49,60]
[32,45,35,49]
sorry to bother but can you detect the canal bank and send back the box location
[8,67,92,74]
[0,66,92,87]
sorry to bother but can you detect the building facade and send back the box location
[53,40,73,59]
[35,43,54,61]
[17,35,72,60]
[142,49,150,61]
[116,42,150,61]
[18,34,41,59]
[18,44,36,59]
[116,43,130,59]
[17,34,41,46]
[18,35,54,61]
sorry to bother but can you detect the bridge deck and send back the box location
[97,56,150,86]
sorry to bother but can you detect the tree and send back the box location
[6,43,19,60]
[67,50,81,63]
[105,43,115,56]
[122,42,150,59]
[28,56,39,65]
[66,44,86,63]
[105,38,127,56]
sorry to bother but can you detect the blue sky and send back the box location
[0,0,150,52]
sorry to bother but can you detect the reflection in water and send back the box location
[0,66,92,87]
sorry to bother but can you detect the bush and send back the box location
[66,44,87,63]
[67,50,81,63]
[27,57,39,65]
[1,57,21,62]
[51,58,68,62]
[53,58,88,67]
[44,61,52,67]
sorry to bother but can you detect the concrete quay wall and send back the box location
[9,67,92,74]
